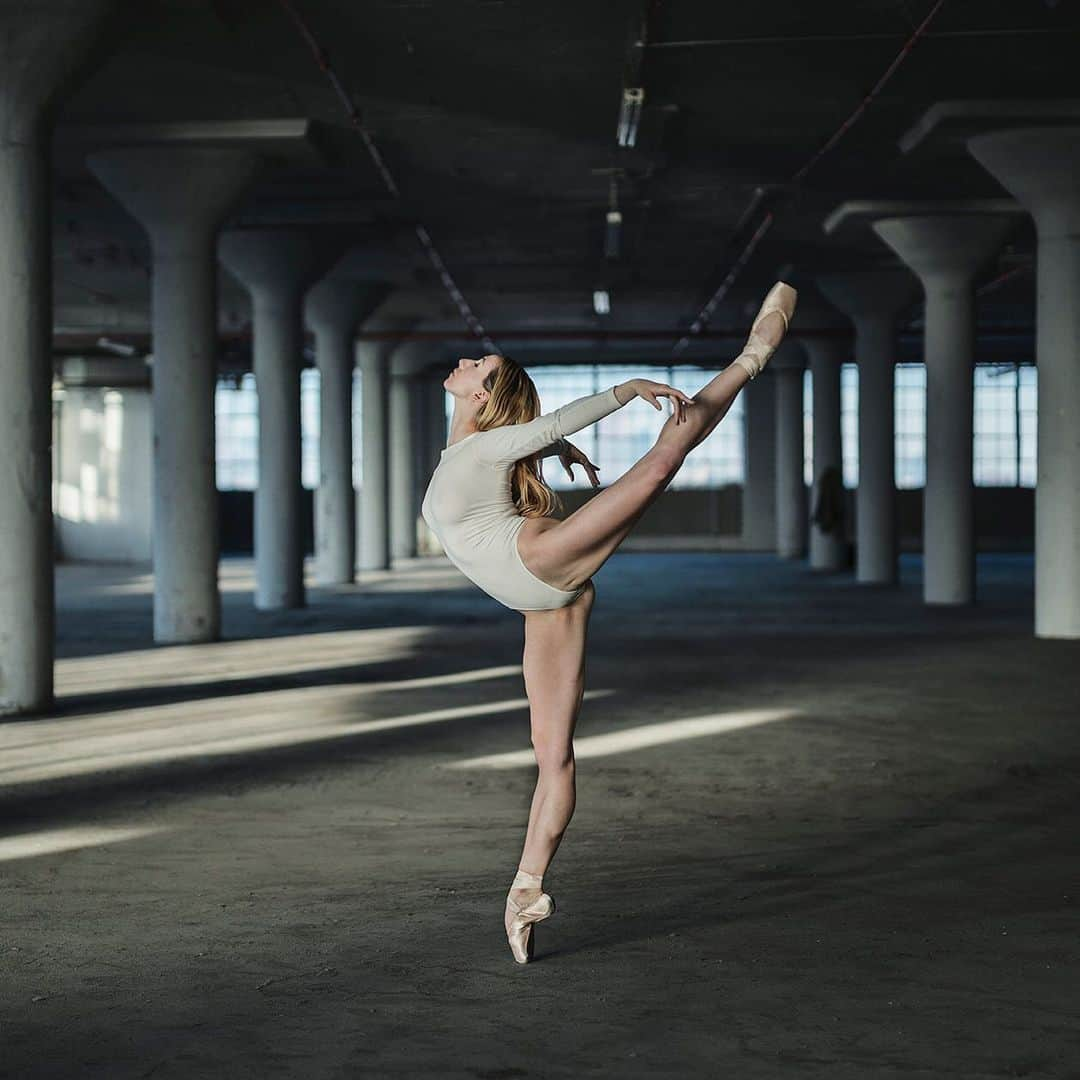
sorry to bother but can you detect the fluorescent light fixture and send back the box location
[604,209,622,259]
[95,336,137,357]
[616,87,645,148]
[593,290,610,315]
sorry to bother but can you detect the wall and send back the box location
[52,384,153,562]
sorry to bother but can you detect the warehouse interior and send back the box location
[2,1,1079,1075]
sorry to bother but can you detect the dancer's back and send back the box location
[421,385,624,611]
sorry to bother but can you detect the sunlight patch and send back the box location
[445,707,798,769]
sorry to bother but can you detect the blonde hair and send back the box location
[474,355,563,518]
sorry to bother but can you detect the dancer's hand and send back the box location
[628,379,696,424]
[558,439,601,488]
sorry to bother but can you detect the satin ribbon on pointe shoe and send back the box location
[731,281,798,381]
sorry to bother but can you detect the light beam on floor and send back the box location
[54,628,502,698]
[445,707,799,769]
[0,824,172,864]
[0,687,615,788]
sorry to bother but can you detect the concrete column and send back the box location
[88,148,260,645]
[305,278,384,585]
[390,342,438,561]
[773,343,807,560]
[219,229,346,609]
[413,371,447,557]
[741,374,776,550]
[804,336,847,571]
[872,214,1015,605]
[818,271,917,586]
[389,370,414,560]
[356,341,393,572]
[0,1,118,714]
[968,129,1080,638]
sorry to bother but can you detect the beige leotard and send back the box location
[421,386,625,611]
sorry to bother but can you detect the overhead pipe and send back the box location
[52,323,1038,356]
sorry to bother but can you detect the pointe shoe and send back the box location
[505,889,555,964]
[731,281,798,380]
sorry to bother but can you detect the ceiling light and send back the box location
[604,210,622,259]
[616,87,645,148]
[96,336,137,357]
[593,290,610,315]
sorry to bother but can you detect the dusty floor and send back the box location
[1,552,1078,1079]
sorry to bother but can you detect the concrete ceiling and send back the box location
[50,0,1080,349]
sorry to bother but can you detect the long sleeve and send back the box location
[474,386,624,467]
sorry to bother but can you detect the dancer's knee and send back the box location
[531,737,575,773]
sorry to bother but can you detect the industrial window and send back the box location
[587,363,659,489]
[893,361,1037,490]
[507,364,745,490]
[671,364,745,488]
[973,363,1038,488]
[352,368,364,490]
[973,364,1018,486]
[1018,365,1037,487]
[302,368,370,491]
[215,373,258,491]
[895,363,926,490]
[220,361,1037,497]
[841,364,859,488]
[300,368,319,490]
[215,369,332,492]
[802,363,859,489]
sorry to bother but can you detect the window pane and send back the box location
[352,369,364,490]
[973,363,1018,486]
[529,367,600,488]
[301,368,319,490]
[490,364,749,491]
[841,363,858,488]
[589,365,655,490]
[895,363,926,489]
[215,372,258,491]
[1018,364,1037,488]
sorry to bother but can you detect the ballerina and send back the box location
[420,281,798,962]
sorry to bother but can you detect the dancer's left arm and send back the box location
[475,381,693,467]
[474,386,626,466]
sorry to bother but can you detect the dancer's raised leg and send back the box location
[520,282,797,592]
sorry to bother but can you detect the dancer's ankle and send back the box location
[510,866,544,892]
[731,355,760,380]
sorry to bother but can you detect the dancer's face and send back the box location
[445,354,501,404]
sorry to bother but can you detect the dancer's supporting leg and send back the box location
[505,581,596,922]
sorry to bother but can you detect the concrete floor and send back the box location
[2,551,1078,1079]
